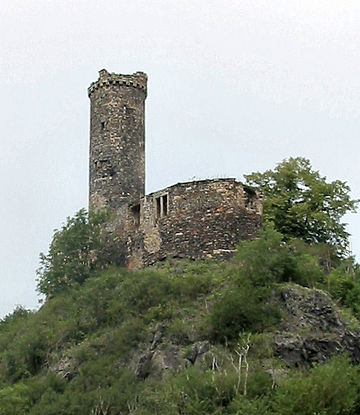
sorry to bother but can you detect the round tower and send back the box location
[88,69,147,210]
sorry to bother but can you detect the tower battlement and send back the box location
[88,69,147,98]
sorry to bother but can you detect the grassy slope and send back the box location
[0,259,360,415]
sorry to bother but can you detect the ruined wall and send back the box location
[87,70,263,269]
[88,69,147,210]
[125,179,263,268]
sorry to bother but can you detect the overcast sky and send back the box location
[1,0,360,318]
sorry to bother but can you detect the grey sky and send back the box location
[1,0,359,317]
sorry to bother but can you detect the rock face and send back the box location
[50,356,78,380]
[130,324,213,379]
[129,286,360,380]
[50,284,360,382]
[275,286,360,366]
[128,285,360,380]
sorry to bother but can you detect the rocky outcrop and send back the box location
[50,285,360,382]
[130,323,214,379]
[129,285,360,378]
[275,286,360,366]
[49,356,78,380]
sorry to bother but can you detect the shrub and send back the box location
[36,209,123,298]
[209,284,280,342]
[135,368,238,415]
[327,267,355,304]
[0,383,32,415]
[273,356,359,415]
[235,227,325,288]
[227,396,271,415]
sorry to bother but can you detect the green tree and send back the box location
[245,157,358,255]
[36,209,123,298]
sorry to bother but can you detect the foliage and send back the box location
[1,198,360,413]
[273,356,359,415]
[207,227,330,342]
[327,262,357,304]
[235,226,325,288]
[0,383,32,415]
[246,157,358,255]
[325,259,360,320]
[227,396,271,415]
[209,284,279,342]
[36,209,123,297]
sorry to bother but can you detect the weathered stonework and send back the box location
[88,69,147,210]
[88,70,263,268]
[124,179,262,268]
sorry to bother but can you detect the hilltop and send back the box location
[2,226,360,414]
[0,157,358,414]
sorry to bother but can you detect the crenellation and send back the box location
[88,70,147,97]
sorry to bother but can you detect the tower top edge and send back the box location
[88,69,148,97]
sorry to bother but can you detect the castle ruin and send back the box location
[88,69,263,268]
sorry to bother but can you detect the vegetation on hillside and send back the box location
[36,209,123,298]
[0,158,359,414]
[2,227,360,414]
[246,157,358,255]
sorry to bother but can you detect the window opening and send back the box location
[155,194,169,218]
[131,204,141,226]
[162,194,168,216]
[101,121,105,130]
[156,197,161,218]
[244,188,256,209]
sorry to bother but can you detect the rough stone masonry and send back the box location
[88,69,263,268]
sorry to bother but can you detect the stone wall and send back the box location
[88,70,263,269]
[124,179,263,268]
[88,69,147,210]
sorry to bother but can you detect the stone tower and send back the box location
[88,69,147,210]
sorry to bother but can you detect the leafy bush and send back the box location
[36,209,123,297]
[227,396,271,415]
[273,356,359,415]
[327,266,356,304]
[323,259,360,320]
[236,227,325,288]
[133,368,239,415]
[0,383,32,415]
[209,284,280,342]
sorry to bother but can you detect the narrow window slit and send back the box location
[156,197,161,218]
[131,204,141,227]
[162,194,168,216]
